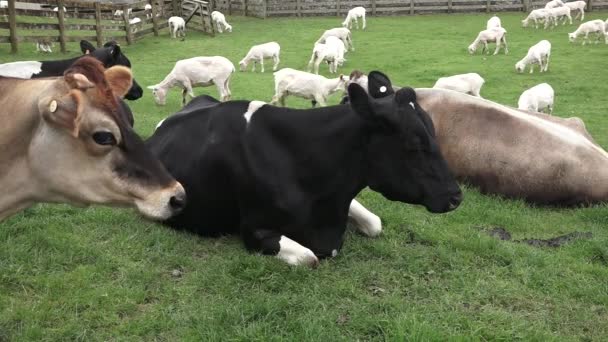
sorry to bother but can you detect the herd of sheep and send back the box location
[143,2,606,117]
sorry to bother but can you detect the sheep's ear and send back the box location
[368,71,394,99]
[147,85,157,90]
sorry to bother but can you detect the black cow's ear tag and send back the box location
[368,71,395,99]
[49,100,58,113]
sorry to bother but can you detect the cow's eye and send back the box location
[92,131,117,146]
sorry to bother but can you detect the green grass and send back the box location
[2,12,608,341]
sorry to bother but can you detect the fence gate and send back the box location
[182,0,215,36]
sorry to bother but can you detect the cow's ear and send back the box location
[368,71,395,99]
[40,91,83,138]
[80,40,96,54]
[65,73,96,90]
[110,45,122,59]
[348,83,375,122]
[105,65,133,98]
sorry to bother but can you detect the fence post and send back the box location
[371,0,376,16]
[244,0,248,16]
[262,0,267,18]
[588,0,592,11]
[296,0,301,17]
[57,0,67,53]
[94,2,103,47]
[336,0,340,16]
[448,0,452,13]
[123,4,132,45]
[8,0,17,53]
[410,0,414,15]
[486,0,490,13]
[152,0,159,36]
[228,0,232,15]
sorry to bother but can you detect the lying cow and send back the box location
[0,40,143,100]
[146,71,462,267]
[0,56,186,222]
[344,72,608,205]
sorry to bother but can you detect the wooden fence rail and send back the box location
[0,0,174,53]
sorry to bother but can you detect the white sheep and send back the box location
[487,15,502,29]
[546,6,572,27]
[522,9,552,29]
[53,6,67,12]
[239,42,280,72]
[129,17,142,32]
[564,1,586,21]
[545,0,564,9]
[433,73,485,97]
[36,39,53,53]
[468,27,508,55]
[342,7,366,30]
[316,27,354,51]
[144,4,152,19]
[518,83,555,114]
[270,68,347,107]
[307,36,346,74]
[568,19,606,44]
[113,8,132,18]
[168,16,186,39]
[211,11,232,33]
[147,56,235,105]
[0,1,7,9]
[515,40,551,73]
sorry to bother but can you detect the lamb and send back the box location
[168,16,186,39]
[546,6,572,27]
[147,56,235,105]
[270,68,347,107]
[568,19,606,44]
[433,73,485,97]
[53,6,67,12]
[564,1,586,21]
[35,39,53,53]
[239,42,280,72]
[487,15,502,29]
[129,17,142,32]
[113,8,132,18]
[468,27,508,55]
[518,83,555,114]
[307,36,346,74]
[342,7,366,30]
[316,27,354,51]
[211,11,232,33]
[522,9,552,29]
[0,1,7,9]
[144,4,152,19]
[545,0,564,9]
[515,40,551,73]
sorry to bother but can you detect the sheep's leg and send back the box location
[354,17,359,30]
[252,61,256,72]
[583,32,589,45]
[272,55,280,71]
[270,90,284,106]
[314,95,327,107]
[259,56,265,73]
[362,15,366,30]
[307,53,316,72]
[529,64,534,74]
[538,57,545,73]
[503,36,508,54]
[493,40,500,55]
[314,58,322,75]
[544,55,550,72]
[580,9,584,21]
[567,14,572,25]
[215,80,227,101]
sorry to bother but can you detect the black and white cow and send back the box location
[146,72,462,267]
[0,40,143,100]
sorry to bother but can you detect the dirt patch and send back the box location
[485,226,593,247]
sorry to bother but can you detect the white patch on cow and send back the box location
[243,100,266,124]
[0,61,43,79]
[155,118,166,130]
[409,101,415,109]
[276,235,319,267]
[379,86,387,93]
[348,199,382,237]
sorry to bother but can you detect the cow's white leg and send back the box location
[348,199,382,237]
[276,236,319,267]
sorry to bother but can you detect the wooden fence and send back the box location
[208,0,608,17]
[0,0,174,53]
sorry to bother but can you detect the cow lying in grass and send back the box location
[0,57,186,222]
[146,71,462,267]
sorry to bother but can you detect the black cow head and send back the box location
[79,40,143,101]
[348,71,462,213]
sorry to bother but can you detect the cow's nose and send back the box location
[169,191,187,212]
[448,192,463,211]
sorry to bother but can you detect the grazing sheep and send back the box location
[468,27,508,55]
[546,6,572,27]
[144,4,152,19]
[518,83,555,114]
[515,40,551,73]
[35,39,53,53]
[168,16,186,39]
[568,19,607,44]
[211,11,232,33]
[545,0,564,9]
[342,7,366,30]
[522,9,552,29]
[433,73,485,97]
[113,8,132,18]
[147,56,235,105]
[270,68,347,107]
[316,27,354,51]
[307,36,346,74]
[487,15,502,29]
[239,42,281,72]
[53,6,67,12]
[0,1,7,9]
[564,1,586,21]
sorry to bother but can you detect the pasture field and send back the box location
[2,12,608,341]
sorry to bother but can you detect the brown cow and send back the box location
[0,56,186,221]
